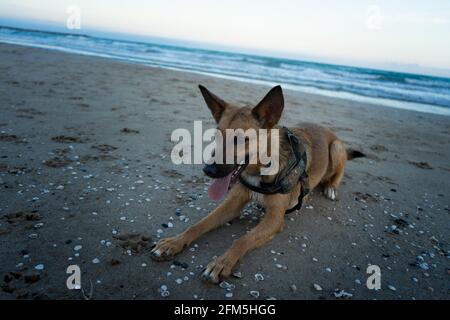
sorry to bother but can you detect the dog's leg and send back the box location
[202,194,287,283]
[324,139,346,200]
[151,184,249,261]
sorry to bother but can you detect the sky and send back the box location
[1,0,450,76]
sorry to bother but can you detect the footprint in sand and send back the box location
[91,144,117,153]
[120,127,140,134]
[370,144,388,153]
[407,160,433,170]
[1,211,42,223]
[44,156,73,168]
[113,233,152,253]
[51,135,84,143]
[0,134,25,143]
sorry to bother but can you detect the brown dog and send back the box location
[151,85,363,283]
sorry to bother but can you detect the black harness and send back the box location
[239,127,310,214]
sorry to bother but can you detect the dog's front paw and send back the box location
[201,254,237,284]
[324,186,337,201]
[150,236,185,261]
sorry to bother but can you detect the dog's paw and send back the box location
[324,186,337,201]
[201,255,236,284]
[150,236,185,261]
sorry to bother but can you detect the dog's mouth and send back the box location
[207,163,247,201]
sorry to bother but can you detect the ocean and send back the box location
[1,26,449,116]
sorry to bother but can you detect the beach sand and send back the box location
[0,43,449,300]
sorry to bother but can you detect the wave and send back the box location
[1,26,449,116]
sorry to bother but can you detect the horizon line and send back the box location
[1,21,450,80]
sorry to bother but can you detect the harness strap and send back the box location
[285,172,310,214]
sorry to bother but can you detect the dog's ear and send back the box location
[252,85,284,128]
[199,85,227,123]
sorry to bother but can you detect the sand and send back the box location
[0,43,449,300]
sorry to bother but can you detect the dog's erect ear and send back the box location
[199,85,227,123]
[252,85,284,128]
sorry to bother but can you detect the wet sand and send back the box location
[0,43,449,300]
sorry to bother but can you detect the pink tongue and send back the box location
[208,173,233,201]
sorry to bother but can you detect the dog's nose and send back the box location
[203,164,218,177]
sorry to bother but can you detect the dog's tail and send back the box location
[347,149,366,160]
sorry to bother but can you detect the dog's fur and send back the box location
[151,85,361,283]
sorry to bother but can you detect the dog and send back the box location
[151,85,364,283]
